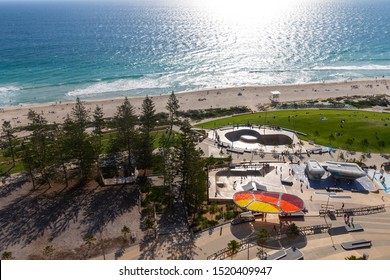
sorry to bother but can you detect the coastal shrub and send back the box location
[257,228,269,247]
[225,210,237,220]
[155,203,163,213]
[287,223,300,236]
[148,186,169,204]
[205,156,231,168]
[141,207,154,217]
[209,201,219,214]
[177,106,251,121]
[346,95,390,108]
[194,216,213,230]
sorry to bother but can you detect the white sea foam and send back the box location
[312,65,390,71]
[66,77,170,97]
[0,85,21,94]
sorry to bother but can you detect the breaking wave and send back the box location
[0,85,21,94]
[66,76,170,97]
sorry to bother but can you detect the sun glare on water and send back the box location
[190,0,306,27]
[195,0,300,17]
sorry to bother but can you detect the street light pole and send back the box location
[247,222,255,260]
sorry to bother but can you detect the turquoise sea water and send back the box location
[1,0,390,106]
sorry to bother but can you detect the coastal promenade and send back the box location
[96,200,390,260]
[92,142,390,261]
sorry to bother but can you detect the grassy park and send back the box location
[196,109,390,153]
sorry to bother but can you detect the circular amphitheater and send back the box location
[209,126,298,152]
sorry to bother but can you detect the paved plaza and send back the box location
[92,131,390,261]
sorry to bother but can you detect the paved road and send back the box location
[93,202,390,260]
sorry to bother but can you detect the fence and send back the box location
[319,204,386,217]
[298,224,332,235]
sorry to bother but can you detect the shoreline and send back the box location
[1,77,389,128]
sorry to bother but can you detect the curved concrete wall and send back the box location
[224,129,293,145]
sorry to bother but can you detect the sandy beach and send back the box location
[1,77,390,128]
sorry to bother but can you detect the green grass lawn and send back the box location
[196,109,390,153]
[0,156,24,175]
[100,129,178,152]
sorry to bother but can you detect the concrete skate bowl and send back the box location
[224,129,293,146]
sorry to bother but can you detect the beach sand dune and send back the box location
[1,78,389,128]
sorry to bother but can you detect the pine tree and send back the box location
[92,105,105,158]
[72,97,90,131]
[1,121,17,165]
[176,120,207,217]
[137,96,156,171]
[63,98,94,181]
[52,126,71,188]
[114,97,137,175]
[20,140,37,189]
[26,110,55,188]
[166,91,180,136]
[158,132,178,210]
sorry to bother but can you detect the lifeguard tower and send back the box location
[271,91,280,102]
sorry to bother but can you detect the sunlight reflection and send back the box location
[196,0,301,22]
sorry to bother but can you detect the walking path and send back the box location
[92,135,390,260]
[94,193,390,260]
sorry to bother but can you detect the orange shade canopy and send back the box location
[233,191,304,214]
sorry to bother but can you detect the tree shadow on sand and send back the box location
[138,201,198,260]
[138,231,198,260]
[0,182,92,251]
[0,175,29,198]
[79,184,138,237]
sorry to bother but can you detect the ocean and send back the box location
[1,0,390,107]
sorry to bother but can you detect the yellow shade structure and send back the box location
[233,190,304,214]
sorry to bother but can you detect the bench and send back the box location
[266,250,287,260]
[341,239,372,250]
[218,142,230,148]
[279,211,305,222]
[264,247,304,260]
[227,148,245,154]
[281,179,293,186]
[327,187,343,192]
[219,126,234,131]
[350,189,370,194]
